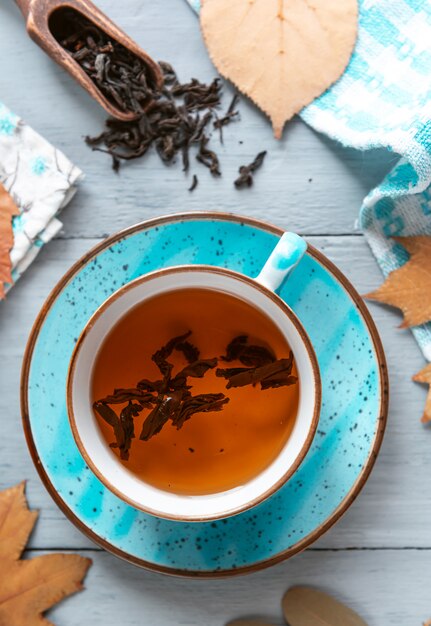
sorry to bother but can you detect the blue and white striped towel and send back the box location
[187,0,431,361]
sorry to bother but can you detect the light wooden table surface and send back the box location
[0,1,429,624]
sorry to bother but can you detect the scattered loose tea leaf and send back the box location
[200,0,358,138]
[196,135,221,176]
[214,94,240,143]
[188,174,199,192]
[282,586,368,626]
[234,151,267,189]
[365,236,431,328]
[0,183,19,299]
[51,8,158,115]
[413,364,431,424]
[86,62,224,184]
[0,482,91,626]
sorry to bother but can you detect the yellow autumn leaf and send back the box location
[283,586,368,626]
[0,183,19,298]
[0,483,91,626]
[200,0,358,138]
[413,364,431,424]
[366,236,431,328]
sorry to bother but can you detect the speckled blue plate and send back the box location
[22,213,388,577]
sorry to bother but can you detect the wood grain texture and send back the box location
[0,0,429,624]
[0,0,395,238]
[30,549,431,626]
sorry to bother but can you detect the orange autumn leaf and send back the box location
[365,236,431,328]
[413,364,431,425]
[200,0,358,138]
[0,183,19,299]
[0,482,92,626]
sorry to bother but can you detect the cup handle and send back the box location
[255,232,307,293]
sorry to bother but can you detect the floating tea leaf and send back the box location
[93,401,125,450]
[217,344,296,390]
[94,330,295,459]
[171,393,229,429]
[222,335,275,367]
[98,388,155,405]
[140,391,184,441]
[119,401,143,460]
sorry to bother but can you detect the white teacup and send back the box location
[67,232,321,521]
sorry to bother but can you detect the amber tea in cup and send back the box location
[91,287,300,496]
[68,235,320,521]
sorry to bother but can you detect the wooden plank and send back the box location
[0,235,428,550]
[26,548,431,626]
[0,0,394,238]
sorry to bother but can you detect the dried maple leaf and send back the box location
[200,0,358,138]
[366,236,431,328]
[413,364,431,424]
[0,482,92,626]
[0,183,19,299]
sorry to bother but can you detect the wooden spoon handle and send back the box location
[14,0,32,18]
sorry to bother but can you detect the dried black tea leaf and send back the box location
[196,136,221,176]
[214,94,240,142]
[234,151,267,188]
[86,62,224,185]
[50,8,157,115]
[188,174,199,192]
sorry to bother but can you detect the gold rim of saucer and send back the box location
[21,211,389,578]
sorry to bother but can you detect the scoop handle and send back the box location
[255,232,307,293]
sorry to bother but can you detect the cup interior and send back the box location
[67,267,320,521]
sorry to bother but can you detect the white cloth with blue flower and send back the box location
[186,0,431,360]
[0,102,82,292]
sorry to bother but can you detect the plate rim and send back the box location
[21,211,389,578]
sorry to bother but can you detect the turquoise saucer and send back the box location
[22,213,388,577]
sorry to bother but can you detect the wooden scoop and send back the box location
[14,0,164,120]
